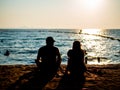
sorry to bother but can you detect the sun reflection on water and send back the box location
[77,29,112,65]
[82,29,101,34]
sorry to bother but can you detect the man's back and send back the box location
[38,45,60,67]
[36,37,61,72]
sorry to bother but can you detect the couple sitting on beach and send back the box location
[35,36,87,90]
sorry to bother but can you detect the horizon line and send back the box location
[0,28,120,30]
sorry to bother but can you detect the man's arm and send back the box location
[37,49,41,61]
[56,48,62,67]
[35,49,42,68]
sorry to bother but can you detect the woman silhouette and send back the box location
[66,41,87,90]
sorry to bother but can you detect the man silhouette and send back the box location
[35,36,61,89]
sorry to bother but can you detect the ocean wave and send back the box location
[0,29,120,65]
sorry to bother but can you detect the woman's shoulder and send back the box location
[67,49,73,55]
[68,49,73,53]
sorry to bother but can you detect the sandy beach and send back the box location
[0,64,120,90]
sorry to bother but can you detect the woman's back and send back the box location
[57,41,87,90]
[67,49,85,74]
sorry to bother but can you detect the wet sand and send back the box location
[0,64,120,90]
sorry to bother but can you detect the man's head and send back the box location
[46,37,55,46]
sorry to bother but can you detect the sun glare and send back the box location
[82,0,103,10]
[73,0,104,11]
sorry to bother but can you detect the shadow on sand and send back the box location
[7,69,51,90]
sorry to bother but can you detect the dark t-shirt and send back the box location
[37,45,60,72]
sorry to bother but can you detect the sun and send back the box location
[82,0,104,10]
[83,0,103,9]
[72,0,104,13]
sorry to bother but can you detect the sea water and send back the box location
[0,29,120,65]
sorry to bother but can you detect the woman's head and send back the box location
[73,41,81,50]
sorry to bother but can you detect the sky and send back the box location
[0,0,120,29]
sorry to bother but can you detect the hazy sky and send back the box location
[0,0,120,29]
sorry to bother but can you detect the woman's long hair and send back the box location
[72,41,81,50]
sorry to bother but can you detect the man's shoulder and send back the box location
[39,46,46,50]
[49,46,58,52]
[40,46,58,50]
